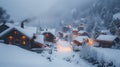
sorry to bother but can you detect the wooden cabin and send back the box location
[99,30,110,35]
[78,31,89,37]
[96,35,119,48]
[0,23,45,49]
[78,24,85,31]
[72,28,79,35]
[73,36,89,46]
[43,32,56,43]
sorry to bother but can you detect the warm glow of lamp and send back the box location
[14,31,17,34]
[22,41,26,45]
[57,45,72,52]
[8,36,13,40]
[87,39,94,46]
[21,36,26,39]
[45,33,49,37]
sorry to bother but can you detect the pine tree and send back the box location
[0,7,10,24]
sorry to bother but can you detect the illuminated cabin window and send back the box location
[14,31,17,34]
[8,36,13,40]
[21,36,26,40]
[87,39,94,46]
[39,44,45,48]
[45,34,49,37]
[22,41,26,45]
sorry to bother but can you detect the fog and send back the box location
[0,0,95,27]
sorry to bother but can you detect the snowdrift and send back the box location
[81,46,120,67]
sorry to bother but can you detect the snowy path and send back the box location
[48,51,94,67]
[0,43,94,67]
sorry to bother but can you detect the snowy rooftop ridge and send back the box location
[0,23,37,38]
[101,30,110,33]
[97,35,117,41]
[72,28,78,31]
[40,28,56,35]
[113,12,120,19]
[74,36,89,42]
[78,30,87,34]
[0,23,44,44]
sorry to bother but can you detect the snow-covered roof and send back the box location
[0,23,15,37]
[35,35,44,44]
[0,27,13,37]
[101,30,110,34]
[72,28,78,31]
[0,23,37,38]
[78,30,86,34]
[40,29,56,35]
[113,13,120,19]
[0,23,44,44]
[16,27,37,38]
[74,36,89,42]
[97,35,117,41]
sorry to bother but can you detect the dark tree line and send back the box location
[0,7,12,24]
[73,0,120,32]
[90,0,120,28]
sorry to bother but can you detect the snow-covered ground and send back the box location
[80,45,120,67]
[0,43,94,67]
[93,47,120,67]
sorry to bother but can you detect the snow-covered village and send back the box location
[0,0,120,67]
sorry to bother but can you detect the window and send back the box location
[8,36,13,40]
[22,41,26,45]
[21,36,26,40]
[14,31,17,34]
[45,34,49,37]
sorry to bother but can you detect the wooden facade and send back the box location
[73,30,79,35]
[96,38,119,48]
[43,32,56,43]
[73,40,82,46]
[0,28,45,49]
[78,32,89,36]
[96,40,114,48]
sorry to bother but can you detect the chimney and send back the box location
[21,22,24,28]
[21,19,28,28]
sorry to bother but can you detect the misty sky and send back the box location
[0,0,95,25]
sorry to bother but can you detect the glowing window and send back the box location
[45,34,49,37]
[87,39,94,46]
[8,36,13,40]
[22,41,26,45]
[21,36,26,39]
[14,31,17,34]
